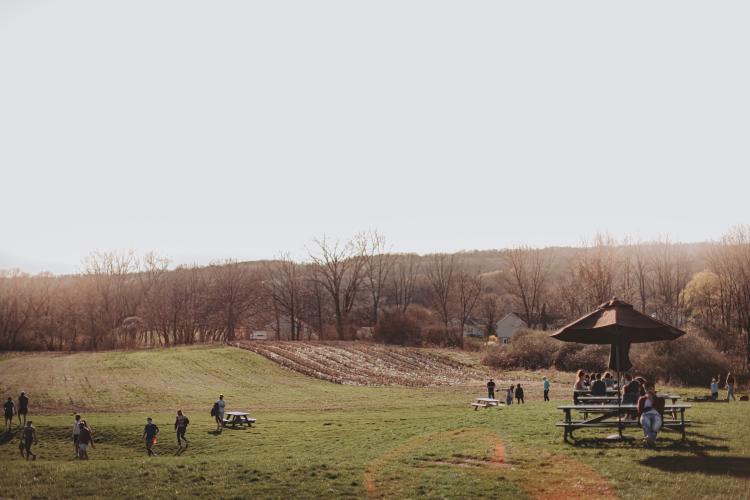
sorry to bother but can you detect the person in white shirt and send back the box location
[214,395,226,431]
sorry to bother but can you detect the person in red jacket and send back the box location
[637,384,665,447]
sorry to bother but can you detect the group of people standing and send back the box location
[4,392,37,460]
[710,373,737,401]
[486,378,552,404]
[4,392,29,431]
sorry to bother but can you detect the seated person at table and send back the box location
[573,370,585,403]
[622,374,641,405]
[591,374,607,396]
[638,384,665,447]
[584,374,592,388]
[603,372,615,388]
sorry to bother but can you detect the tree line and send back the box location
[1,227,749,368]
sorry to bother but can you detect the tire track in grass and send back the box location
[364,428,614,499]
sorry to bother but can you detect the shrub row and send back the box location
[481,328,736,387]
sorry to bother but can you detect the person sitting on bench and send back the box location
[638,383,665,447]
[622,374,641,405]
[591,373,607,396]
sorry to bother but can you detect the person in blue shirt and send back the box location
[543,377,550,401]
[143,417,160,456]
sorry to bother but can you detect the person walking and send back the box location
[72,414,82,458]
[543,377,550,402]
[213,394,226,432]
[17,392,29,427]
[515,383,524,404]
[143,417,160,456]
[726,373,736,402]
[175,410,189,448]
[487,379,496,400]
[4,397,15,432]
[19,421,37,460]
[506,385,514,405]
[78,420,94,460]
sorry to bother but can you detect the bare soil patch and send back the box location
[238,341,491,386]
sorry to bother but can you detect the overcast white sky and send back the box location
[1,1,748,274]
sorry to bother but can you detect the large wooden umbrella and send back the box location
[551,298,685,438]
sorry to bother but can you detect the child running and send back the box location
[143,417,160,456]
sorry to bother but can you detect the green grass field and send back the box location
[1,346,749,499]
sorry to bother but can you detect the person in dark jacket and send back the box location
[591,374,607,396]
[637,384,665,447]
[174,410,189,448]
[4,397,15,432]
[515,384,524,404]
[486,379,496,399]
[17,392,29,427]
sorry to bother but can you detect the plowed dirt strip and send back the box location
[238,341,491,386]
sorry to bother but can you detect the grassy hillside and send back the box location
[0,346,749,499]
[0,345,482,413]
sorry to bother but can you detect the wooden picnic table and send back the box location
[577,394,681,404]
[556,404,691,442]
[471,398,503,410]
[222,411,257,428]
[574,388,618,396]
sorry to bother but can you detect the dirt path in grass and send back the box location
[364,428,614,499]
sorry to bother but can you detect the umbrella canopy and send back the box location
[551,298,686,345]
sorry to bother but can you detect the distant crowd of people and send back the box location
[486,377,552,405]
[2,393,237,460]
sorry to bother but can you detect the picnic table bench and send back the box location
[471,398,503,410]
[556,404,691,441]
[222,411,257,428]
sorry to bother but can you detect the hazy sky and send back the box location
[1,1,748,274]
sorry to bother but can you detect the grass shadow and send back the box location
[0,429,19,445]
[640,456,750,477]
[569,437,729,453]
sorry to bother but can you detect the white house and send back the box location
[494,312,528,344]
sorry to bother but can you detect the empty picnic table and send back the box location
[471,398,502,410]
[557,403,691,442]
[223,411,257,428]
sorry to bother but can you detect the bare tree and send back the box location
[501,247,551,329]
[390,254,420,313]
[264,254,304,340]
[455,266,482,347]
[573,233,618,308]
[309,236,366,340]
[710,226,750,366]
[425,254,456,334]
[479,293,501,338]
[649,238,691,326]
[358,231,394,325]
[207,260,262,342]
